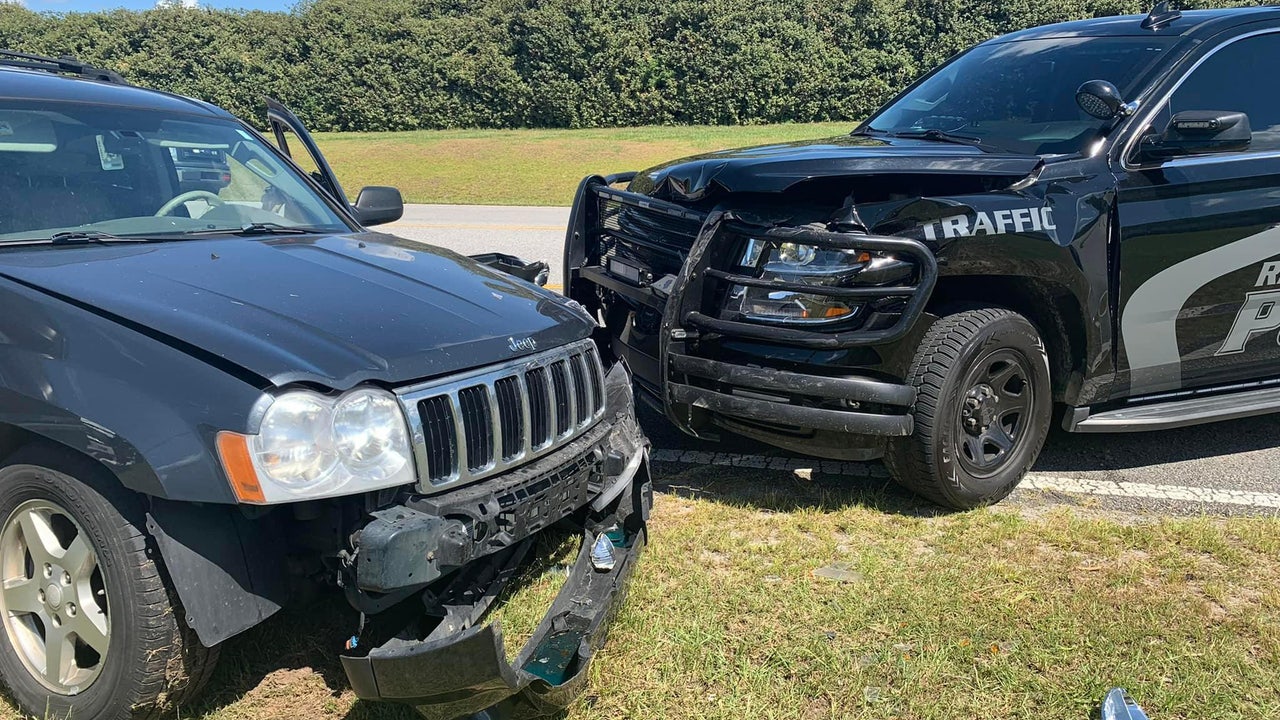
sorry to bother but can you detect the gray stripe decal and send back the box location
[1122,225,1280,394]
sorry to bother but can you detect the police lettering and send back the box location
[1217,288,1280,355]
[922,207,1056,240]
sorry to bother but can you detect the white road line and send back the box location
[1020,475,1280,509]
[650,448,1280,509]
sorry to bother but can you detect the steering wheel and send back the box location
[155,190,225,217]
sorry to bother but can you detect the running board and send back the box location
[1068,385,1280,433]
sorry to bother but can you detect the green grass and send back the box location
[3,481,1269,720]
[313,122,853,206]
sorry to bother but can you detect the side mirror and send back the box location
[1100,688,1149,720]
[1076,80,1132,120]
[1139,110,1252,162]
[352,186,404,227]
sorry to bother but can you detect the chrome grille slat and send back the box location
[448,393,469,478]
[397,339,606,493]
[569,353,591,428]
[550,360,572,437]
[485,382,503,465]
[494,376,524,462]
[528,366,552,449]
[457,385,493,472]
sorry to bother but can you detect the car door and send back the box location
[264,97,351,207]
[1115,28,1280,397]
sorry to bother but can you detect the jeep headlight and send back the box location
[727,239,913,325]
[216,388,415,504]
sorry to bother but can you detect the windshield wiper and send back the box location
[47,231,152,246]
[886,128,987,147]
[182,222,326,237]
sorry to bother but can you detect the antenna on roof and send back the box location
[1141,1,1182,30]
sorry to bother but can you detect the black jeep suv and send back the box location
[0,52,651,720]
[566,5,1280,510]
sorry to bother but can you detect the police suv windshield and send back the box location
[0,101,351,242]
[863,37,1178,156]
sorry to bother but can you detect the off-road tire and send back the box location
[885,307,1052,510]
[0,444,219,720]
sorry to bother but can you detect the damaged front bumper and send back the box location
[564,176,936,458]
[340,363,652,719]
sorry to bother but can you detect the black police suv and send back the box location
[0,51,651,720]
[566,4,1280,510]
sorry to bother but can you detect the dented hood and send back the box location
[0,232,594,389]
[630,134,1043,201]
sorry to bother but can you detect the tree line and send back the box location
[0,0,1259,132]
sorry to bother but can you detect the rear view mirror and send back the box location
[353,186,404,227]
[1139,110,1251,162]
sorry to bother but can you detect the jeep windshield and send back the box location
[0,101,352,243]
[862,36,1178,156]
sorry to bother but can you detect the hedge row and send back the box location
[0,0,1260,131]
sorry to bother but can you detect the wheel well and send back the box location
[0,424,128,489]
[926,276,1086,403]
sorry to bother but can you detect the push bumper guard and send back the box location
[565,175,936,440]
[341,364,652,720]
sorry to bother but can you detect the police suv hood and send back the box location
[0,232,593,389]
[630,134,1042,201]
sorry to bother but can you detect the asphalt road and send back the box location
[385,205,1280,518]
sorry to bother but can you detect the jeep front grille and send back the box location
[396,339,607,492]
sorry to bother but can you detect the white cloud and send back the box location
[155,0,198,7]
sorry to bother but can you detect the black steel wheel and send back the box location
[886,307,1052,510]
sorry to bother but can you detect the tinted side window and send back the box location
[1170,33,1280,152]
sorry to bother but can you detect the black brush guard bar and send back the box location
[567,177,938,350]
[567,176,931,441]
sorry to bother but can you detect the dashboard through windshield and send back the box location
[0,101,352,243]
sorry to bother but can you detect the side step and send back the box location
[1069,385,1280,433]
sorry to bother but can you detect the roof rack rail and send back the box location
[1141,1,1182,30]
[0,49,127,84]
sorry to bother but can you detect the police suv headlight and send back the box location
[216,388,415,504]
[728,239,914,325]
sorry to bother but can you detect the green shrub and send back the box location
[0,0,1262,131]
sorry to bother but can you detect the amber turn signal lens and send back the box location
[216,431,267,504]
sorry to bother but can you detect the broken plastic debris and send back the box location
[989,640,1019,655]
[813,562,862,583]
[590,533,616,572]
[863,686,884,703]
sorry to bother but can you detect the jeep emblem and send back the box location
[508,336,537,353]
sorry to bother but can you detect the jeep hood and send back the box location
[630,134,1043,201]
[0,232,593,388]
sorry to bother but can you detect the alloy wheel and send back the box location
[0,499,110,694]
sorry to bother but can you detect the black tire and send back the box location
[0,444,218,720]
[885,307,1052,510]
